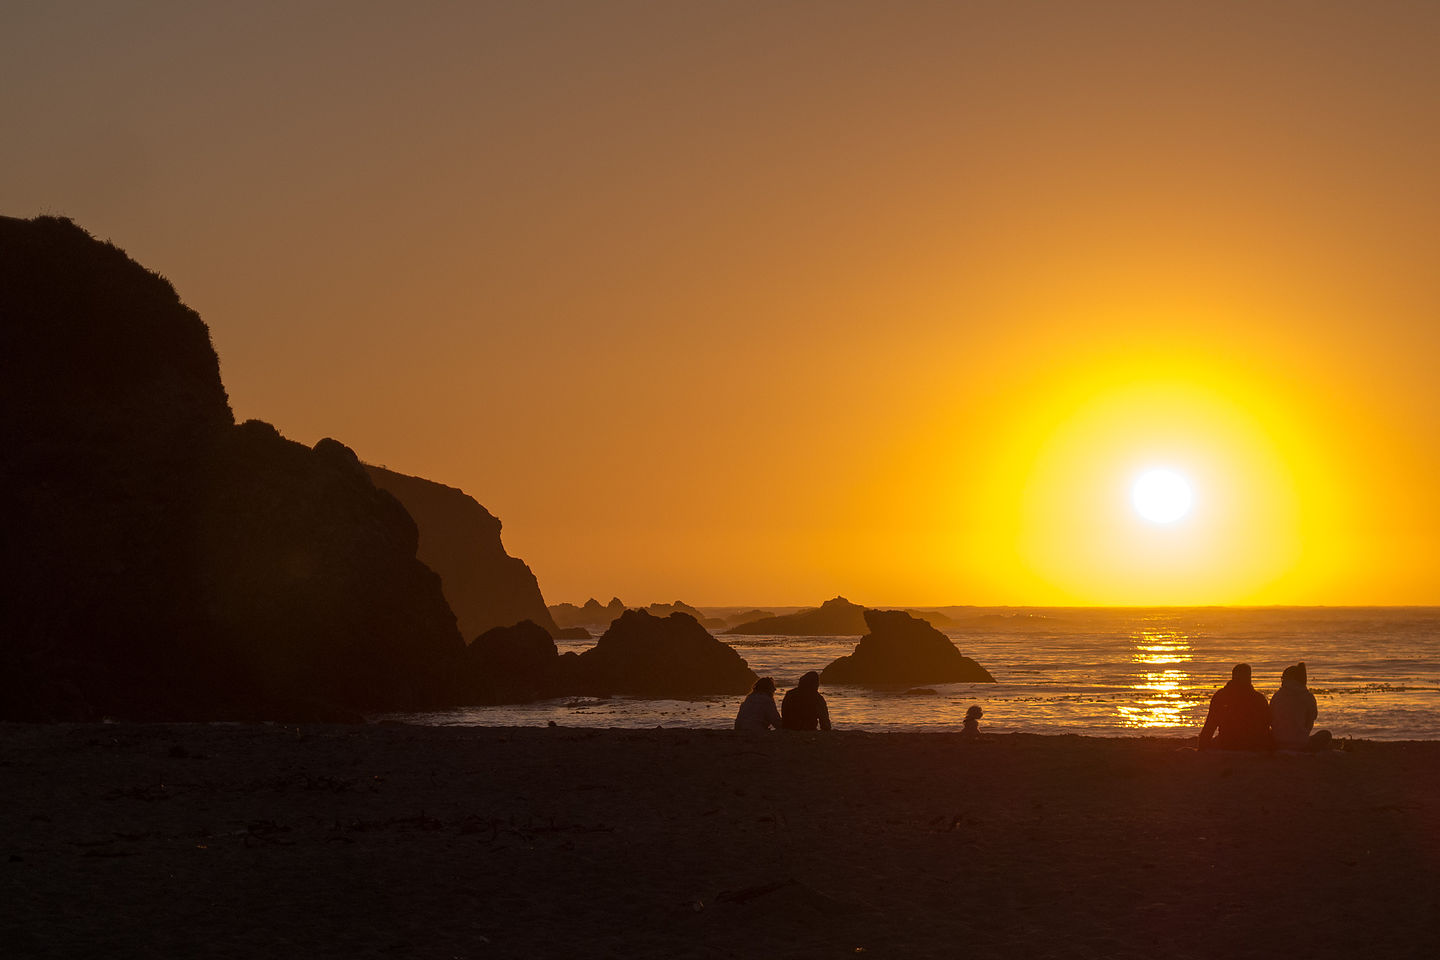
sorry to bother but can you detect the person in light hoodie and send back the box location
[734,676,783,732]
[1270,662,1333,751]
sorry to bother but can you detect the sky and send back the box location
[5,1,1439,606]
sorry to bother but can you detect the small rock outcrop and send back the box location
[820,610,995,686]
[566,610,756,697]
[364,465,558,639]
[725,597,869,636]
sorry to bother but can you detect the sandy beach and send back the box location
[2,723,1437,959]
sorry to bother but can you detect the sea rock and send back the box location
[726,597,870,636]
[0,216,464,720]
[462,620,560,703]
[565,610,756,697]
[365,465,559,638]
[820,610,995,686]
[551,626,592,640]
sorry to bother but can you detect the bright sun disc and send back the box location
[1132,469,1193,524]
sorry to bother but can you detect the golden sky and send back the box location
[5,2,1438,604]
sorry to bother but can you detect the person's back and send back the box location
[1270,661,1330,750]
[781,670,831,731]
[1199,663,1272,751]
[734,677,782,732]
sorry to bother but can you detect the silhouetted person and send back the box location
[734,676,782,732]
[1198,663,1272,751]
[1270,662,1332,750]
[781,671,831,731]
[960,704,983,739]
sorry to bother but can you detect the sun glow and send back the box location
[1132,469,1193,524]
[932,331,1357,605]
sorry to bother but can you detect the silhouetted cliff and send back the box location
[0,216,464,720]
[821,610,994,686]
[364,466,558,639]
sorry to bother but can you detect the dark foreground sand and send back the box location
[2,724,1438,959]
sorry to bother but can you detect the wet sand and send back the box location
[3,723,1437,959]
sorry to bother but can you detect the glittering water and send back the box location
[396,607,1440,740]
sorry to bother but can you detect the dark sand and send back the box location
[3,723,1438,959]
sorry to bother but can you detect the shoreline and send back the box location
[5,723,1438,958]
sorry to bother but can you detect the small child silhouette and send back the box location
[961,705,983,739]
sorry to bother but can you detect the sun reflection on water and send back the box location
[1117,629,1203,729]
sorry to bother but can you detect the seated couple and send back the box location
[1199,661,1333,751]
[734,672,831,732]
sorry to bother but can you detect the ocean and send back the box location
[398,607,1440,740]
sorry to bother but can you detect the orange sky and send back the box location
[5,2,1438,605]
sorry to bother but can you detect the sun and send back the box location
[1132,468,1193,524]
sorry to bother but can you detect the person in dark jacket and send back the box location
[1270,662,1332,750]
[1198,663,1272,750]
[781,670,831,731]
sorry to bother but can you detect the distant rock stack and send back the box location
[641,601,729,631]
[725,596,870,636]
[821,610,995,686]
[550,597,626,631]
[364,465,559,639]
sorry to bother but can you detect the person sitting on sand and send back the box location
[781,671,832,731]
[1198,663,1272,751]
[1270,662,1332,751]
[734,677,783,732]
[960,705,983,739]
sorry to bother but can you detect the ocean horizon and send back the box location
[396,605,1440,741]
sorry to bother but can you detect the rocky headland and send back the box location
[0,216,582,719]
[365,465,558,639]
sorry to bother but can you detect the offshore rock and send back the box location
[462,619,561,703]
[565,610,756,697]
[821,610,995,686]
